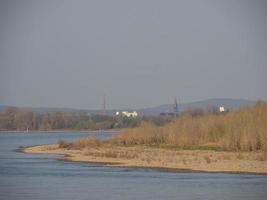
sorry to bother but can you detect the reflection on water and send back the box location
[0,131,267,200]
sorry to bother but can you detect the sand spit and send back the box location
[22,144,267,174]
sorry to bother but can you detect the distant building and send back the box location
[219,106,225,112]
[116,111,138,118]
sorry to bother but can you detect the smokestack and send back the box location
[103,94,106,115]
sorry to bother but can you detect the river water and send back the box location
[0,131,266,200]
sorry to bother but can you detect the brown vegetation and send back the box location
[112,101,267,152]
[62,101,267,153]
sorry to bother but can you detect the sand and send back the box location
[22,144,267,174]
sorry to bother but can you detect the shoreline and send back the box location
[21,144,267,175]
[0,129,119,133]
[57,157,267,175]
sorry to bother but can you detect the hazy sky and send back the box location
[0,0,266,109]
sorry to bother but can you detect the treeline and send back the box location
[0,107,141,131]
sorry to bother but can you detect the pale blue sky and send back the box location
[0,0,266,109]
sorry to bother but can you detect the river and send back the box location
[0,131,267,200]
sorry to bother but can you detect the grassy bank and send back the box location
[23,102,267,174]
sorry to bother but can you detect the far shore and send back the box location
[0,129,118,133]
[21,144,267,174]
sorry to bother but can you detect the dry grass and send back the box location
[112,101,267,152]
[84,148,140,159]
[59,101,267,154]
[58,136,105,150]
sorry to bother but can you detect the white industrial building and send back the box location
[219,106,225,112]
[116,111,138,118]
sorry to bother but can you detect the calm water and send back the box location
[0,131,267,200]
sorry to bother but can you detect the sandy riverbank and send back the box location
[22,144,267,174]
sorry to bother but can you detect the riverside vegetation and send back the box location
[60,101,267,152]
[24,101,267,173]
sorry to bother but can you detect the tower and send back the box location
[103,94,106,115]
[174,97,178,117]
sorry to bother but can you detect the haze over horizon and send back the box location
[1,0,267,110]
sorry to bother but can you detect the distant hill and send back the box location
[0,98,257,116]
[136,98,256,116]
